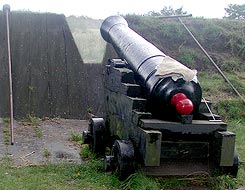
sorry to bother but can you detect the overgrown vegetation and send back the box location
[20,114,43,138]
[69,132,83,146]
[3,118,10,145]
[80,145,96,160]
[43,149,51,158]
[224,4,245,19]
[1,145,241,190]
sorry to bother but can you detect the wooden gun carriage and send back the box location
[83,16,239,180]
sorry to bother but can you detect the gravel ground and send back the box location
[0,118,88,166]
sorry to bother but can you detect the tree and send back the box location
[147,6,187,16]
[224,4,245,19]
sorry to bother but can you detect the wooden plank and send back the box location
[0,12,10,117]
[83,64,104,118]
[139,119,227,134]
[63,17,87,118]
[105,89,147,119]
[28,13,49,117]
[47,14,69,118]
[10,13,32,118]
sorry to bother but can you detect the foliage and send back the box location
[80,145,97,160]
[178,49,209,69]
[3,118,10,145]
[156,177,189,188]
[222,57,245,72]
[207,175,238,190]
[147,6,187,16]
[216,99,245,122]
[199,72,243,96]
[34,126,43,138]
[120,173,159,190]
[224,4,245,19]
[22,114,41,126]
[43,149,51,158]
[20,114,43,137]
[69,132,83,146]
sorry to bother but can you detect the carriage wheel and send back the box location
[110,140,135,180]
[89,118,106,155]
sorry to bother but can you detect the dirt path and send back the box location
[0,118,88,166]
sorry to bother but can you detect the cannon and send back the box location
[100,16,202,120]
[83,15,239,180]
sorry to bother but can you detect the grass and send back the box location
[0,145,242,190]
[3,118,10,145]
[80,145,96,160]
[0,150,121,190]
[207,175,239,190]
[34,127,43,138]
[22,114,41,126]
[20,114,43,138]
[0,163,83,190]
[43,149,51,158]
[69,132,83,146]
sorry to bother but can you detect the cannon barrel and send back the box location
[101,16,202,119]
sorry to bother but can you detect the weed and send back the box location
[43,149,51,158]
[216,99,245,122]
[207,175,238,190]
[156,176,190,189]
[34,126,43,138]
[198,72,244,102]
[3,117,10,123]
[20,114,43,137]
[121,173,159,190]
[69,132,83,146]
[80,144,96,160]
[3,118,10,145]
[87,107,93,113]
[222,57,244,72]
[24,114,41,126]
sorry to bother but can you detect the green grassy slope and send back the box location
[66,16,106,63]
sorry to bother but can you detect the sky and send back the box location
[0,0,244,19]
